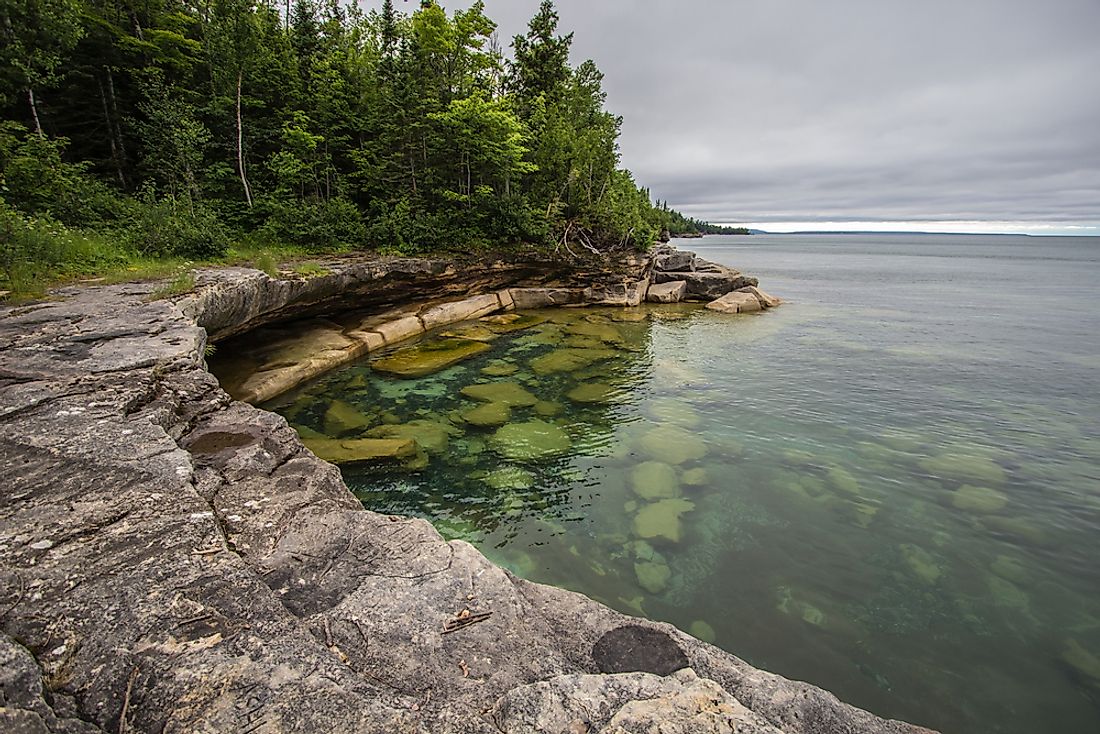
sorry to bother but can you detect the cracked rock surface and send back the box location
[0,260,934,733]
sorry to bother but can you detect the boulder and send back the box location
[461,381,539,407]
[508,287,585,309]
[490,419,572,461]
[633,498,695,543]
[655,269,759,300]
[706,290,763,314]
[638,426,707,465]
[584,278,649,307]
[647,280,688,303]
[566,382,616,404]
[738,285,782,308]
[654,250,696,272]
[371,337,491,377]
[302,436,418,463]
[462,401,512,427]
[631,461,681,500]
[372,314,425,345]
[419,293,501,330]
[365,419,455,454]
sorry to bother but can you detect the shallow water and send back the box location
[258,234,1100,734]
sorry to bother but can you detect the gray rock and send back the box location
[653,269,759,300]
[706,290,764,314]
[0,261,928,734]
[647,280,687,303]
[653,251,695,273]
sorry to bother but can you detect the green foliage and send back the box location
[125,190,230,260]
[259,196,364,252]
[149,268,196,299]
[0,0,742,285]
[253,250,279,277]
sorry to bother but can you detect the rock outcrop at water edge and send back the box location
[0,258,928,734]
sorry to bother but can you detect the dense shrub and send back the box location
[123,192,230,260]
[259,197,365,252]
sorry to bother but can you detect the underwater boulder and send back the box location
[566,382,616,404]
[529,347,617,375]
[323,400,374,436]
[632,498,695,543]
[634,560,672,594]
[899,543,942,585]
[490,419,572,461]
[371,338,491,378]
[638,426,707,465]
[460,381,538,407]
[366,419,455,454]
[951,484,1008,514]
[919,452,1007,485]
[303,436,417,464]
[462,401,512,427]
[631,461,682,500]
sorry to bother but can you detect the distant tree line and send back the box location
[0,0,740,292]
[652,200,749,236]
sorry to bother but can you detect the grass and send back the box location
[0,215,343,303]
[148,269,196,300]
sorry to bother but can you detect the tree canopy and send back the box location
[0,0,742,280]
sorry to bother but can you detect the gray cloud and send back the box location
[372,1,1100,231]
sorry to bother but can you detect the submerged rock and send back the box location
[491,419,572,461]
[1061,638,1100,691]
[534,400,563,417]
[920,452,1007,485]
[366,419,455,454]
[462,401,512,427]
[645,398,702,428]
[323,399,374,435]
[633,498,695,543]
[951,484,1008,514]
[371,337,490,378]
[639,426,707,465]
[564,320,624,344]
[566,382,616,404]
[631,461,682,500]
[482,465,535,490]
[688,620,716,644]
[481,312,549,333]
[529,347,616,375]
[900,543,942,585]
[990,554,1029,584]
[635,560,672,594]
[303,436,417,464]
[480,360,519,376]
[461,381,539,407]
[681,467,709,487]
[827,466,862,495]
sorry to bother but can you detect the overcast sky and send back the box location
[374,1,1100,234]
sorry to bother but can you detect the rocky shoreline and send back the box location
[0,248,933,733]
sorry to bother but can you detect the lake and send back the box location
[263,233,1100,734]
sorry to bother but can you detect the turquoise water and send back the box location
[261,234,1100,734]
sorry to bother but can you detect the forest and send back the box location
[0,0,742,295]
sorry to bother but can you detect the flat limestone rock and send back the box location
[566,382,616,404]
[920,452,1007,485]
[638,426,707,465]
[324,399,374,435]
[706,290,763,314]
[647,280,688,303]
[738,285,782,308]
[491,419,572,461]
[463,401,512,427]
[302,436,417,463]
[371,337,490,377]
[365,419,454,454]
[461,381,538,407]
[633,498,695,543]
[529,347,616,375]
[631,461,681,500]
[951,485,1008,514]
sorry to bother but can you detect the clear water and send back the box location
[259,234,1100,734]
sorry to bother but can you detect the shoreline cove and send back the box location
[0,248,932,734]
